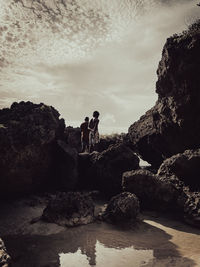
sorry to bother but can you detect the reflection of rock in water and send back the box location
[3,222,195,267]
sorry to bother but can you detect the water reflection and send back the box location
[59,241,153,267]
[3,221,196,267]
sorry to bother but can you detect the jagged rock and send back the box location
[122,169,181,211]
[102,192,140,223]
[129,26,200,167]
[0,238,10,267]
[0,101,65,196]
[158,149,200,191]
[42,192,95,227]
[64,126,82,152]
[78,143,139,196]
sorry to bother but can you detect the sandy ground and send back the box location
[0,196,199,267]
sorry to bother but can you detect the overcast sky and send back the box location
[0,0,200,133]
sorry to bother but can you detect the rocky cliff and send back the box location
[129,24,200,167]
[0,101,65,196]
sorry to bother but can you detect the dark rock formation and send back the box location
[78,143,139,196]
[54,140,78,191]
[42,192,95,227]
[122,168,200,228]
[0,238,11,267]
[0,101,65,196]
[122,169,181,211]
[158,149,200,191]
[102,192,140,223]
[64,126,82,152]
[128,26,200,167]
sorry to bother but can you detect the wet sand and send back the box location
[0,197,199,267]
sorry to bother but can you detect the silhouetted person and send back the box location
[80,117,90,153]
[89,111,100,152]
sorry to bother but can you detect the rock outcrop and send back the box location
[102,192,140,224]
[0,238,10,267]
[0,101,65,196]
[158,149,200,191]
[42,192,95,227]
[122,168,200,228]
[122,169,182,211]
[78,143,139,196]
[128,26,200,167]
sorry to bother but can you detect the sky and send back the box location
[0,0,200,134]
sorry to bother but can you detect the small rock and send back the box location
[42,192,95,227]
[102,192,140,224]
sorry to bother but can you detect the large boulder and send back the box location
[78,143,139,196]
[42,192,95,227]
[122,169,182,211]
[158,149,200,191]
[128,25,200,167]
[0,238,10,267]
[122,169,200,228]
[0,101,65,196]
[102,192,140,224]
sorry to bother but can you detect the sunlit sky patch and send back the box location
[0,0,200,133]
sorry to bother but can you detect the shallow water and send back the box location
[1,199,200,267]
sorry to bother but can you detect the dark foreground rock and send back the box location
[42,192,95,227]
[183,191,200,228]
[0,101,65,196]
[122,169,200,228]
[128,25,200,167]
[158,149,200,191]
[54,140,78,191]
[122,169,181,211]
[102,192,140,224]
[78,143,139,196]
[0,238,10,267]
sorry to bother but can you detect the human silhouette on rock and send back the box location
[89,111,100,153]
[80,117,90,153]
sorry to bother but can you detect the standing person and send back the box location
[80,117,90,153]
[89,111,100,152]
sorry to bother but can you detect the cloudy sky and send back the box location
[0,0,200,133]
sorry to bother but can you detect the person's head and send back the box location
[85,117,89,122]
[93,111,100,119]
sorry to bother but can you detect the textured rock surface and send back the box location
[103,192,140,223]
[0,101,65,196]
[129,27,200,167]
[122,168,200,228]
[122,169,181,211]
[183,191,200,228]
[54,140,78,191]
[42,192,95,227]
[0,238,10,267]
[78,143,139,195]
[64,126,82,152]
[158,149,200,191]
